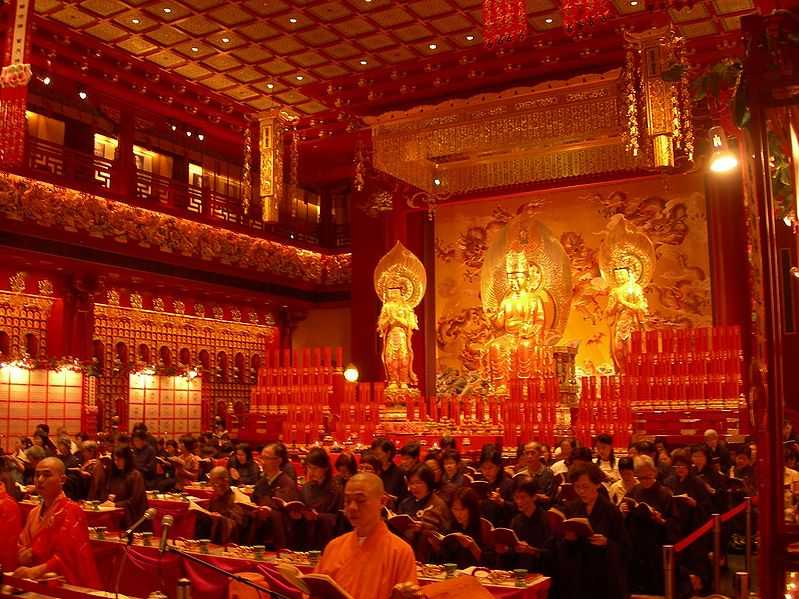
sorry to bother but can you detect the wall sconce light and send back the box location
[708,126,738,173]
[343,364,359,383]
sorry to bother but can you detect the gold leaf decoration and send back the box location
[153,297,165,312]
[37,279,54,297]
[9,272,26,293]
[231,308,242,322]
[212,306,224,320]
[130,293,143,309]
[107,289,120,306]
[248,312,259,324]
[174,300,185,315]
[194,303,205,318]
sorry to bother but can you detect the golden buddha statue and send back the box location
[374,242,427,400]
[480,215,572,394]
[598,215,656,371]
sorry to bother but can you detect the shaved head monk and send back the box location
[315,473,420,599]
[15,457,100,588]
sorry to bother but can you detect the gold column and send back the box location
[257,110,296,223]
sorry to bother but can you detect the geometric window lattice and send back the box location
[0,368,83,452]
[128,373,202,437]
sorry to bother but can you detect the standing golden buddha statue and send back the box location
[598,215,656,371]
[374,242,427,406]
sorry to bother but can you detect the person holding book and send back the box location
[171,435,200,491]
[506,478,552,573]
[607,457,637,506]
[316,472,419,599]
[196,466,248,544]
[92,446,148,530]
[621,455,678,595]
[395,463,452,561]
[691,444,729,515]
[549,463,629,599]
[298,447,343,549]
[431,487,485,568]
[229,443,260,486]
[371,438,408,502]
[662,451,712,595]
[477,446,515,527]
[251,443,300,549]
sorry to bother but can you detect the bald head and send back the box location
[343,472,386,535]
[346,472,384,498]
[39,456,65,476]
[209,466,228,480]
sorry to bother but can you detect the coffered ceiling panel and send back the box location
[33,0,762,140]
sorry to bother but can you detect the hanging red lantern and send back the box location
[483,0,528,49]
[561,0,614,33]
[0,0,34,168]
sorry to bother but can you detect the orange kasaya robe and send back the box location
[17,492,101,589]
[0,487,22,571]
[315,520,418,599]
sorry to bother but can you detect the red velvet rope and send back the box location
[674,498,754,554]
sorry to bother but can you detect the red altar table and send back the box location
[89,539,550,599]
[18,500,125,530]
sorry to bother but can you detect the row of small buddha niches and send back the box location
[0,171,744,450]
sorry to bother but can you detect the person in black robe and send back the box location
[431,487,487,568]
[703,429,732,475]
[131,431,157,490]
[395,464,452,562]
[503,477,551,572]
[251,443,299,549]
[295,447,343,550]
[228,443,260,486]
[371,437,407,502]
[622,455,679,595]
[441,449,466,488]
[550,463,629,599]
[663,450,712,596]
[477,446,515,527]
[94,446,149,530]
[196,466,248,544]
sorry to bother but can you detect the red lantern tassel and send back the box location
[0,72,29,167]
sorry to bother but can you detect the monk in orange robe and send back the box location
[316,473,419,599]
[0,468,22,572]
[14,457,101,588]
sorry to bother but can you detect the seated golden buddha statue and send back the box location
[485,250,547,393]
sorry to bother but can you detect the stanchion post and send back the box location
[712,513,722,593]
[735,571,750,599]
[663,544,675,599]
[744,496,752,573]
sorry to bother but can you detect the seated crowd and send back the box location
[0,421,776,599]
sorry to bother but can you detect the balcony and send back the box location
[8,137,350,249]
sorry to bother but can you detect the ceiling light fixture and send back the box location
[198,134,204,141]
[163,7,172,13]
[186,131,192,137]
[465,34,475,41]
[221,37,230,43]
[191,47,199,52]
[429,43,438,50]
[630,1,639,4]
[42,76,51,85]
[266,83,274,89]
[78,91,87,100]
[289,17,297,23]
[296,75,304,81]
[545,17,554,23]
[359,59,368,65]
[131,18,140,24]
[170,124,177,131]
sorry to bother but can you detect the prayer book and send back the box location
[619,497,658,518]
[429,531,476,546]
[475,518,524,549]
[384,505,434,532]
[275,564,354,599]
[546,509,594,537]
[272,497,319,516]
[469,480,491,496]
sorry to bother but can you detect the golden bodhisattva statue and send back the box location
[599,215,656,371]
[374,242,427,407]
[480,214,573,395]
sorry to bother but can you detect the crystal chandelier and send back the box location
[483,0,528,49]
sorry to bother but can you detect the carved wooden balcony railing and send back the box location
[10,137,350,249]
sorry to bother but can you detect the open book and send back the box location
[384,505,434,533]
[469,480,491,496]
[275,563,353,599]
[272,497,319,516]
[477,517,527,549]
[547,508,594,537]
[429,531,476,546]
[619,497,658,518]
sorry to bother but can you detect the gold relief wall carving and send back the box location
[0,286,54,360]
[37,279,54,297]
[0,174,351,288]
[435,173,712,383]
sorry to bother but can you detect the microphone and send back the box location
[124,507,157,540]
[159,514,174,554]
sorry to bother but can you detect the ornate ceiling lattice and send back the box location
[31,0,758,124]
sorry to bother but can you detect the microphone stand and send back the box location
[163,545,293,599]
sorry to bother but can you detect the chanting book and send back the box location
[272,497,319,516]
[275,563,354,599]
[619,497,658,518]
[385,505,434,533]
[476,518,525,549]
[429,531,476,546]
[469,480,491,496]
[547,508,594,538]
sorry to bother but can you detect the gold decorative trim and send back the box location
[9,272,26,293]
[0,174,351,287]
[37,279,54,297]
[367,69,640,194]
